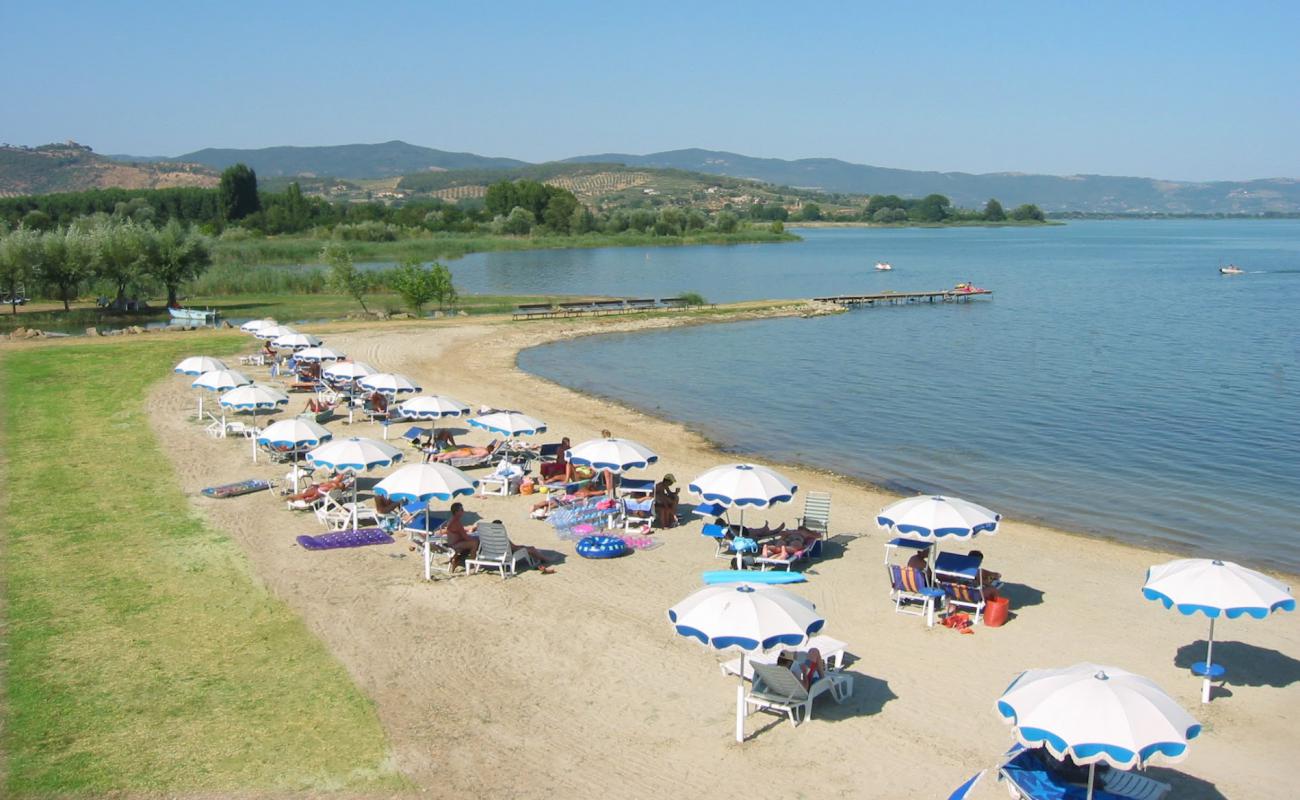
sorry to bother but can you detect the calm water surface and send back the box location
[468,221,1300,572]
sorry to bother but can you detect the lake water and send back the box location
[469,221,1300,573]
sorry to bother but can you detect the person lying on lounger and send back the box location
[487,518,555,574]
[529,482,610,516]
[907,547,933,581]
[285,474,351,503]
[760,527,819,560]
[426,441,498,463]
[788,648,825,689]
[967,550,1003,587]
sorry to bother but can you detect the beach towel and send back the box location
[201,479,273,499]
[296,528,395,551]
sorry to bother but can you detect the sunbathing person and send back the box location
[285,474,350,503]
[653,473,680,528]
[539,437,571,481]
[427,440,498,463]
[487,519,555,574]
[373,494,404,516]
[760,527,819,560]
[440,502,480,571]
[907,547,933,580]
[529,481,610,516]
[367,390,389,418]
[791,647,825,689]
[967,550,1003,587]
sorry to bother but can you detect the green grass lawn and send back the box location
[0,336,406,795]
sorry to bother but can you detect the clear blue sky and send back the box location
[2,0,1296,181]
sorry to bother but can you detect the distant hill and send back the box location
[397,162,837,212]
[564,148,1300,214]
[0,143,217,197]
[122,140,527,180]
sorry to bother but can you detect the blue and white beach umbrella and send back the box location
[689,463,798,568]
[308,437,405,531]
[189,368,252,420]
[374,462,476,503]
[468,410,546,437]
[323,361,375,386]
[271,332,322,351]
[876,495,1000,542]
[358,372,422,397]
[219,383,290,463]
[239,317,277,334]
[688,463,797,508]
[996,663,1200,800]
[375,462,477,578]
[668,582,824,743]
[294,345,346,363]
[1143,558,1294,703]
[257,418,333,491]
[174,356,227,376]
[567,437,658,474]
[254,324,296,341]
[398,395,471,420]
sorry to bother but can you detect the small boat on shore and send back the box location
[1219,265,1244,275]
[168,307,219,323]
[875,261,893,271]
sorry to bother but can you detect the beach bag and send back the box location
[520,477,535,495]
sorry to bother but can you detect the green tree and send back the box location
[37,227,91,311]
[910,194,952,222]
[22,209,53,231]
[93,219,153,307]
[714,210,739,233]
[390,258,440,314]
[0,228,41,314]
[797,203,823,221]
[542,192,578,233]
[983,198,1006,221]
[322,242,370,313]
[1009,203,1045,221]
[429,262,457,308]
[218,163,261,222]
[502,206,535,235]
[152,220,213,307]
[770,219,785,234]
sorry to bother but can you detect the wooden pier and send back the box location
[814,288,992,308]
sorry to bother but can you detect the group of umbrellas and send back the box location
[179,329,1293,794]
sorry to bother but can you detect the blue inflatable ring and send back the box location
[576,535,628,559]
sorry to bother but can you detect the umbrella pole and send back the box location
[353,477,359,532]
[293,450,299,493]
[1086,763,1095,800]
[197,394,203,420]
[735,509,746,570]
[735,651,746,743]
[251,411,258,463]
[424,506,432,581]
[1202,617,1216,704]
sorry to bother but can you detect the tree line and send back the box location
[0,218,212,314]
[749,194,1045,224]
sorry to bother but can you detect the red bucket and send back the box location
[984,596,1010,627]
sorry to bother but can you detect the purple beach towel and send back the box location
[296,528,395,551]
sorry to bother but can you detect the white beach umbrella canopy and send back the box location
[567,437,659,474]
[374,462,477,503]
[308,437,405,531]
[307,436,404,474]
[174,356,227,376]
[219,383,289,410]
[294,346,347,363]
[192,369,252,392]
[398,395,472,419]
[468,411,546,437]
[358,372,423,396]
[254,324,297,341]
[876,494,1001,542]
[688,463,798,508]
[323,361,376,383]
[996,663,1200,788]
[272,332,323,350]
[256,418,332,449]
[239,317,277,333]
[1142,558,1294,703]
[668,582,824,743]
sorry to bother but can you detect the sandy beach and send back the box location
[148,309,1297,799]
